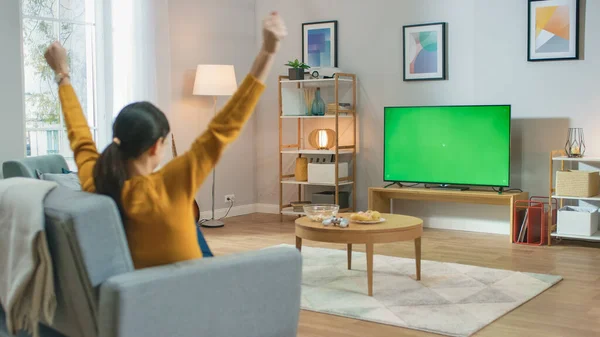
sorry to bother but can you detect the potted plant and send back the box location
[285,59,310,80]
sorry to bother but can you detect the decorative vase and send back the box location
[288,68,304,80]
[303,88,316,115]
[308,129,336,150]
[311,88,326,116]
[565,128,586,158]
[295,157,308,181]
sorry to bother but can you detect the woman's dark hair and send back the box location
[94,102,170,219]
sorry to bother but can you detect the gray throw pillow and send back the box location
[40,172,82,191]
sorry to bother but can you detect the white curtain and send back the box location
[111,0,171,115]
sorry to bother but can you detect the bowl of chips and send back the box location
[303,204,339,222]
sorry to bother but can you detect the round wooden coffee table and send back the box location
[295,213,423,296]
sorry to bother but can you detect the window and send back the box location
[20,0,108,167]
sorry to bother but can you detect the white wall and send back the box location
[254,0,600,234]
[168,0,259,214]
[0,0,25,178]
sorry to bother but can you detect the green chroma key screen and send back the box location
[383,105,511,187]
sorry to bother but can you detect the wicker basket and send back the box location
[556,170,600,197]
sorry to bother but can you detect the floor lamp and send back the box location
[193,64,237,228]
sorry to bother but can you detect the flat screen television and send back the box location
[384,105,511,187]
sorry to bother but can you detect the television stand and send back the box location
[428,184,470,191]
[384,182,403,188]
[368,187,528,243]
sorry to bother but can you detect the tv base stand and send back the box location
[384,182,403,188]
[368,187,528,243]
[428,184,470,191]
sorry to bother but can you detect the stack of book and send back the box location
[291,201,311,213]
[326,103,352,115]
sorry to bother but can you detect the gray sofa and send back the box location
[1,155,302,337]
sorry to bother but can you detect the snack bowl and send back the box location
[303,204,339,222]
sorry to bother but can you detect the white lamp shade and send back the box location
[193,65,237,96]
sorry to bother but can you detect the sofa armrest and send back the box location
[98,247,302,337]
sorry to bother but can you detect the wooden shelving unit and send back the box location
[278,73,357,216]
[548,150,600,244]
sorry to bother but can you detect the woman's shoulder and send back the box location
[122,175,165,198]
[121,175,170,210]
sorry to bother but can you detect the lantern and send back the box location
[308,129,336,150]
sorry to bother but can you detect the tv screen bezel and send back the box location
[383,104,512,188]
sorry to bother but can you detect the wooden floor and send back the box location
[204,213,600,337]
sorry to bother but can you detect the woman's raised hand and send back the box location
[262,12,287,54]
[44,41,69,75]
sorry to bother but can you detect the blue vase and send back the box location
[311,88,326,116]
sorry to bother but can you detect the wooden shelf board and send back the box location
[551,232,600,242]
[281,179,354,187]
[280,78,353,84]
[281,207,354,216]
[552,194,600,201]
[281,149,354,155]
[553,156,600,162]
[281,114,354,119]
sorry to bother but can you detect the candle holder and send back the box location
[565,128,585,158]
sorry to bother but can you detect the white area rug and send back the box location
[287,245,562,337]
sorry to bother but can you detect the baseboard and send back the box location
[201,203,509,235]
[199,203,280,220]
[254,203,280,214]
[199,203,256,220]
[424,221,509,235]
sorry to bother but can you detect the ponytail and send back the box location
[93,101,170,222]
[94,142,129,219]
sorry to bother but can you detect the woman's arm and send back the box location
[158,12,287,201]
[45,42,99,191]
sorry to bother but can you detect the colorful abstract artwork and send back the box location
[403,23,446,81]
[303,21,337,68]
[528,0,579,61]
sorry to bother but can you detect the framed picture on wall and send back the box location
[302,20,338,68]
[403,22,446,81]
[528,0,580,61]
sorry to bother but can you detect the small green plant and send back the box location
[285,59,310,70]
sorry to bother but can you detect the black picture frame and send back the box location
[527,0,580,62]
[302,20,338,68]
[402,22,447,81]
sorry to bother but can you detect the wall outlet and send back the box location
[224,194,235,203]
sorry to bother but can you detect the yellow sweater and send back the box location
[59,75,265,269]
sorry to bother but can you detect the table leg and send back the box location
[296,236,302,252]
[415,237,421,281]
[347,244,352,270]
[366,243,374,296]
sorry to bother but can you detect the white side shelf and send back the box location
[552,194,600,201]
[553,156,600,162]
[551,232,600,242]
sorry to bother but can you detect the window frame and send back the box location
[18,0,112,163]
